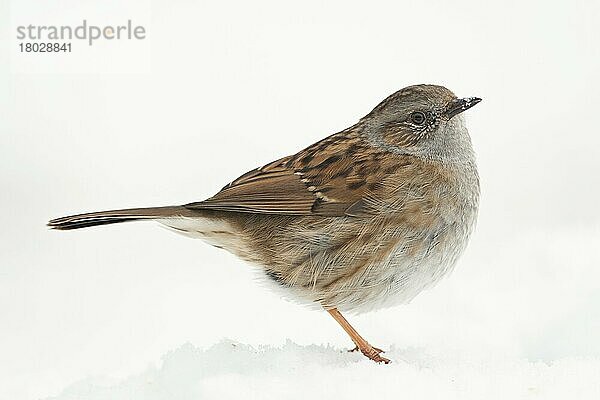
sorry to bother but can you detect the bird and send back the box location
[48,84,481,364]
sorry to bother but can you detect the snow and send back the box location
[48,340,600,400]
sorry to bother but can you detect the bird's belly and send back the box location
[327,230,469,312]
[158,209,476,314]
[347,229,466,312]
[256,211,477,313]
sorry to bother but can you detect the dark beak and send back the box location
[444,97,482,118]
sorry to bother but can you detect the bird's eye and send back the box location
[410,111,426,125]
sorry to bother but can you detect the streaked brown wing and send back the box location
[185,156,319,215]
[185,128,387,216]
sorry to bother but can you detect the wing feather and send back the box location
[185,131,406,217]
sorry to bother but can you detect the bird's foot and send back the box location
[348,345,384,353]
[349,344,390,364]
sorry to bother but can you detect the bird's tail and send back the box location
[47,206,198,230]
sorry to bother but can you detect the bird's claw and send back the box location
[349,344,390,364]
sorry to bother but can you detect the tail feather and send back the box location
[48,206,196,230]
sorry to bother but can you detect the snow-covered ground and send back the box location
[48,339,600,400]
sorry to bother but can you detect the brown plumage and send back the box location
[49,84,481,364]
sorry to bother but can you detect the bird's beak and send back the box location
[444,97,482,118]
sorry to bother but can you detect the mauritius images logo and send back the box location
[16,20,146,46]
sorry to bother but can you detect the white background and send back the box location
[2,0,600,399]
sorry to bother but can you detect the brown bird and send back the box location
[48,84,481,364]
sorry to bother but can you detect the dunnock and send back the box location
[49,84,481,363]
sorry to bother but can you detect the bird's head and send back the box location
[362,84,481,162]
